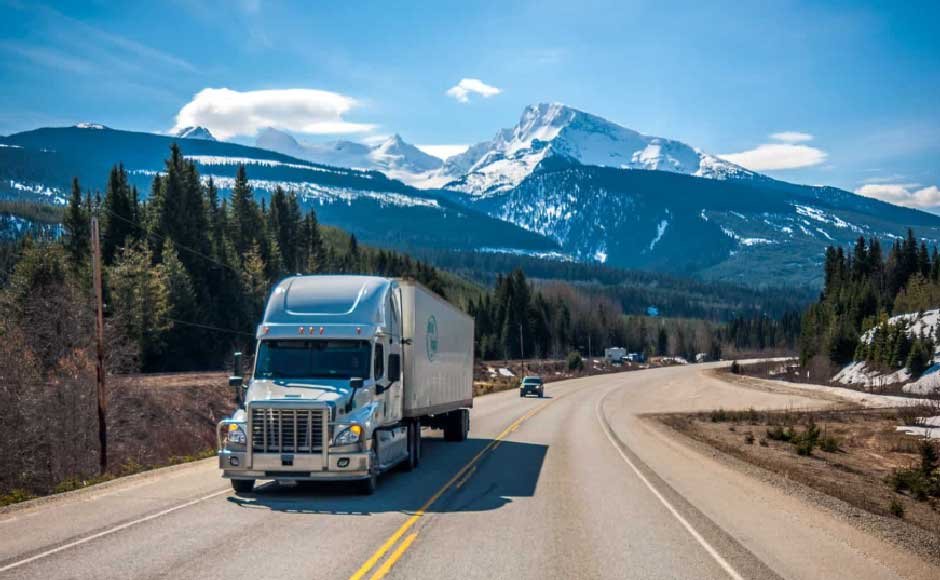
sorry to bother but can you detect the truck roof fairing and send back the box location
[262,275,393,329]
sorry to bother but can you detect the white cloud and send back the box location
[855,183,940,210]
[720,131,827,171]
[416,144,470,160]
[445,78,501,103]
[770,131,813,143]
[171,88,376,140]
[720,143,827,171]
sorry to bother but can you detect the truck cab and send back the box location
[218,275,472,495]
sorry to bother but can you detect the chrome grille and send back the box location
[250,407,326,453]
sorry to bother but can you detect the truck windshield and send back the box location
[254,340,371,380]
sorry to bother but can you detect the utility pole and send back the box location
[519,323,525,373]
[91,217,107,474]
[588,334,592,375]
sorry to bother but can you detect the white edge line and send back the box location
[0,488,229,573]
[595,395,746,580]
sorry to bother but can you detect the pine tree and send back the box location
[63,178,90,266]
[100,164,137,264]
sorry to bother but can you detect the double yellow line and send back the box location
[349,401,553,580]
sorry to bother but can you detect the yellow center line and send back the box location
[455,465,477,489]
[368,532,418,580]
[348,398,556,580]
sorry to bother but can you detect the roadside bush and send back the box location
[889,468,932,501]
[820,435,841,453]
[710,408,730,423]
[919,439,939,477]
[730,360,741,374]
[744,433,755,445]
[566,351,583,371]
[792,422,821,456]
[889,498,905,518]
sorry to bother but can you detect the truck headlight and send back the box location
[224,424,248,448]
[333,424,363,446]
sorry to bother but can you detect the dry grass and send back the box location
[659,408,940,536]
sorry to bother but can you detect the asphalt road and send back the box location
[3,363,939,579]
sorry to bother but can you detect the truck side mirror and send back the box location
[230,352,244,405]
[347,377,364,412]
[388,354,401,382]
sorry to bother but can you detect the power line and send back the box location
[165,317,256,338]
[98,206,242,276]
[95,209,257,339]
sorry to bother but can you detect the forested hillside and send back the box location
[800,230,940,377]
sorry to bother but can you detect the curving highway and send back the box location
[2,363,938,579]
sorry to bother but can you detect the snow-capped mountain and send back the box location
[0,124,556,256]
[437,103,756,197]
[174,126,216,140]
[255,128,442,184]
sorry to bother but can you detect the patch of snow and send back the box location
[740,237,775,246]
[201,175,439,209]
[498,368,514,377]
[75,123,106,129]
[5,180,66,205]
[477,247,574,261]
[648,220,669,251]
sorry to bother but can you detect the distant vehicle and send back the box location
[646,306,660,317]
[218,276,474,495]
[625,352,646,363]
[520,375,544,398]
[695,353,710,363]
[605,347,627,364]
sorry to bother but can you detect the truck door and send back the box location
[382,288,404,423]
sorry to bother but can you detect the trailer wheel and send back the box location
[231,479,255,494]
[444,409,469,442]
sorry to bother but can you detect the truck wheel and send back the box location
[445,409,469,442]
[231,479,254,494]
[360,437,379,495]
[404,421,419,471]
[538,389,544,398]
[520,390,525,397]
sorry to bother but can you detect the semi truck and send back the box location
[217,275,474,494]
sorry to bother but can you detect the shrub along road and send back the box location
[1,363,938,579]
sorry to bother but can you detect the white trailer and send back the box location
[217,276,473,495]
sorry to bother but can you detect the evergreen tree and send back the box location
[63,178,90,267]
[100,164,137,264]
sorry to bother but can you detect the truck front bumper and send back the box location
[219,449,372,481]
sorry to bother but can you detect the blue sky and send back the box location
[1,0,938,209]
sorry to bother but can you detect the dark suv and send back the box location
[520,375,544,398]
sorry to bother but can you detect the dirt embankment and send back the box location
[1,372,235,504]
[658,406,940,547]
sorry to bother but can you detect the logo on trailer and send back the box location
[426,315,439,361]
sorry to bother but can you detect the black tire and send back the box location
[231,479,254,494]
[404,421,419,471]
[444,409,468,441]
[520,390,525,397]
[538,389,544,398]
[360,437,379,495]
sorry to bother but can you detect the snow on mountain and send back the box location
[75,123,107,130]
[255,128,442,185]
[174,126,216,141]
[437,103,756,197]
